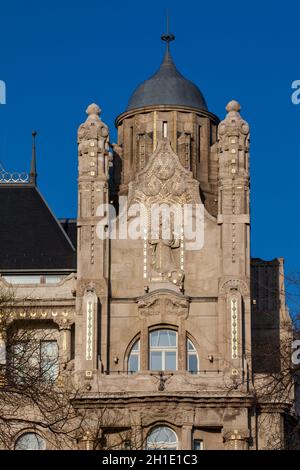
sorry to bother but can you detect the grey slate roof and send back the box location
[126,47,208,112]
[0,185,76,271]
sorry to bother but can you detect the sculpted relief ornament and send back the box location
[128,139,202,290]
[137,290,189,320]
[128,139,200,205]
[219,278,249,296]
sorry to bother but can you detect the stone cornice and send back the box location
[72,393,255,408]
[115,105,220,127]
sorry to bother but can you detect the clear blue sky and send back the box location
[0,0,299,284]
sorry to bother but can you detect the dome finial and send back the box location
[161,9,175,56]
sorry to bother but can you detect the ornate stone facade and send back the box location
[0,40,293,450]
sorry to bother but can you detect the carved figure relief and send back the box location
[128,139,202,289]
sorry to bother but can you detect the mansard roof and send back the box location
[0,184,76,271]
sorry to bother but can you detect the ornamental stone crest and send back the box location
[137,290,189,320]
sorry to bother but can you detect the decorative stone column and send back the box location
[0,330,6,365]
[0,331,6,387]
[131,425,143,450]
[79,431,95,450]
[223,429,249,450]
[57,320,72,364]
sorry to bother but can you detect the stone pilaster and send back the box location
[181,425,192,450]
[57,321,72,364]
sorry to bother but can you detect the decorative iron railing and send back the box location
[0,163,29,183]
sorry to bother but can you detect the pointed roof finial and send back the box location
[29,131,37,185]
[161,9,175,56]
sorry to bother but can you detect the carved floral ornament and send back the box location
[219,279,249,296]
[0,309,75,326]
[137,291,189,319]
[223,428,250,443]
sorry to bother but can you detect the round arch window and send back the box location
[15,432,46,450]
[149,329,177,371]
[146,426,178,450]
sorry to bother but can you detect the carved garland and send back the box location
[230,296,238,360]
[85,295,94,361]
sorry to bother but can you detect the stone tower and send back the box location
[72,36,288,450]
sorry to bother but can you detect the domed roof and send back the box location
[126,43,208,112]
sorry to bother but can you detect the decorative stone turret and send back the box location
[217,100,251,382]
[76,104,111,377]
[218,100,250,276]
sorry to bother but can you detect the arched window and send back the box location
[149,329,177,371]
[147,426,178,450]
[128,339,140,373]
[187,339,199,374]
[15,432,46,450]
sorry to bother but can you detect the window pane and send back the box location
[40,341,59,380]
[41,341,58,360]
[168,331,177,347]
[165,351,176,371]
[3,275,41,284]
[150,351,162,370]
[128,354,139,373]
[188,354,198,373]
[128,339,140,373]
[193,439,203,450]
[12,342,31,383]
[157,330,169,347]
[13,342,26,359]
[44,276,63,284]
[187,339,195,351]
[131,340,140,352]
[147,426,177,450]
[150,331,159,347]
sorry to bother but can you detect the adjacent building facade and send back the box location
[0,37,294,450]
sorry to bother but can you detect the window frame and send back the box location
[193,439,203,450]
[149,329,178,372]
[10,335,59,384]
